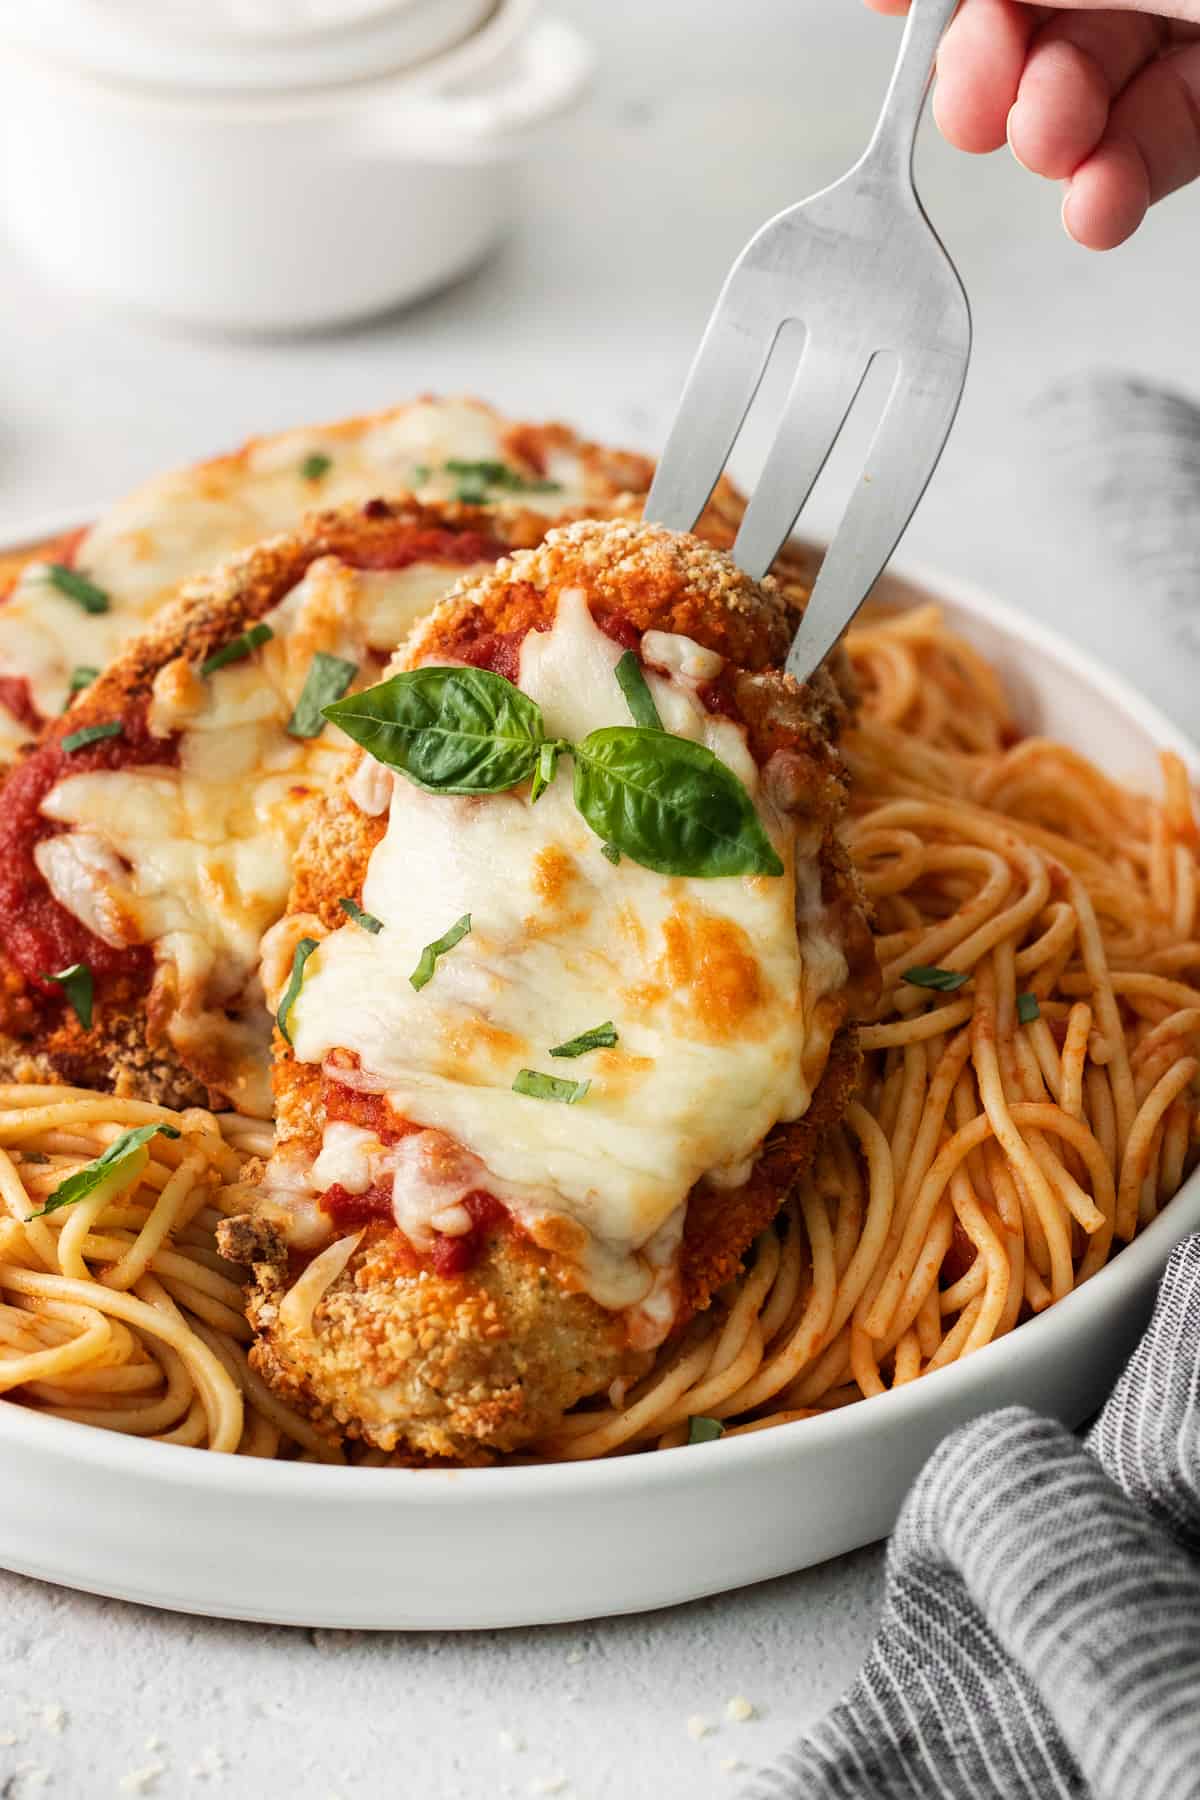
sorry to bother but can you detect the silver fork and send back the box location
[644,0,970,686]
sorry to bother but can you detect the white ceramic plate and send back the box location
[1,523,1197,1629]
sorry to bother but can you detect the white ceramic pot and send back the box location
[0,0,592,333]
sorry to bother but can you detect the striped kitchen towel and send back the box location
[745,1231,1200,1800]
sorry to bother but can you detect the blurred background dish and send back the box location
[0,0,592,331]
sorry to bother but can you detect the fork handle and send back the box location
[865,0,959,180]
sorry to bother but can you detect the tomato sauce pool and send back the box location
[0,706,172,998]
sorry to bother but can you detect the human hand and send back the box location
[864,0,1200,248]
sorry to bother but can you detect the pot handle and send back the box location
[350,18,594,165]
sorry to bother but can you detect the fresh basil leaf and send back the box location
[325,667,545,795]
[614,651,662,731]
[902,966,969,993]
[512,1069,591,1105]
[62,720,123,754]
[338,896,383,935]
[687,1416,725,1446]
[412,462,431,485]
[277,937,319,1045]
[29,1122,181,1219]
[1017,991,1040,1024]
[67,666,99,698]
[410,913,471,992]
[573,727,784,879]
[40,962,93,1030]
[549,1022,617,1059]
[300,452,332,481]
[44,563,109,614]
[200,622,273,678]
[288,652,357,739]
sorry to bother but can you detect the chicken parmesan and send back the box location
[0,497,578,1116]
[0,396,656,761]
[224,519,876,1459]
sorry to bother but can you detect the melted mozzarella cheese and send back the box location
[287,593,850,1322]
[0,397,605,742]
[36,553,487,1113]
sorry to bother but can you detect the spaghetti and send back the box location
[1,601,1197,1461]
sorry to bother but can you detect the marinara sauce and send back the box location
[0,705,174,1000]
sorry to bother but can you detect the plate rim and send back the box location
[2,528,1197,1502]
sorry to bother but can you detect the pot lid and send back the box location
[0,0,496,95]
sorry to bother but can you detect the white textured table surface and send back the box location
[0,3,1197,1795]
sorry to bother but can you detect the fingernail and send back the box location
[1060,181,1077,241]
[1006,101,1034,173]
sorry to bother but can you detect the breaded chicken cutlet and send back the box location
[0,396,658,762]
[0,429,827,1121]
[0,498,594,1115]
[221,518,877,1460]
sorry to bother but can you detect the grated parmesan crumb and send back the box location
[15,1770,48,1790]
[120,1761,166,1794]
[498,1730,526,1753]
[144,1736,163,1753]
[40,1705,66,1735]
[564,1648,585,1666]
[0,1730,19,1747]
[527,1780,568,1798]
[686,1715,713,1740]
[720,1758,746,1775]
[726,1695,757,1723]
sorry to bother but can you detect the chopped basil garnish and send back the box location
[443,459,562,502]
[687,1416,725,1446]
[28,1122,181,1219]
[41,962,93,1029]
[288,652,357,739]
[300,452,332,481]
[549,1022,618,1059]
[43,563,109,614]
[902,965,969,993]
[445,458,509,485]
[1017,992,1041,1024]
[529,739,563,806]
[614,651,663,731]
[339,896,383,935]
[62,720,123,754]
[67,666,99,698]
[409,913,472,992]
[512,1069,591,1105]
[200,622,273,678]
[601,842,621,865]
[277,937,318,1045]
[325,666,548,795]
[325,667,781,880]
[412,462,431,485]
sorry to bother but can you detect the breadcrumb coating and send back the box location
[233,516,876,1460]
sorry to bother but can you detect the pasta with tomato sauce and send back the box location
[0,570,1196,1461]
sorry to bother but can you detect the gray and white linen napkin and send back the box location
[746,1235,1200,1800]
[746,375,1200,1800]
